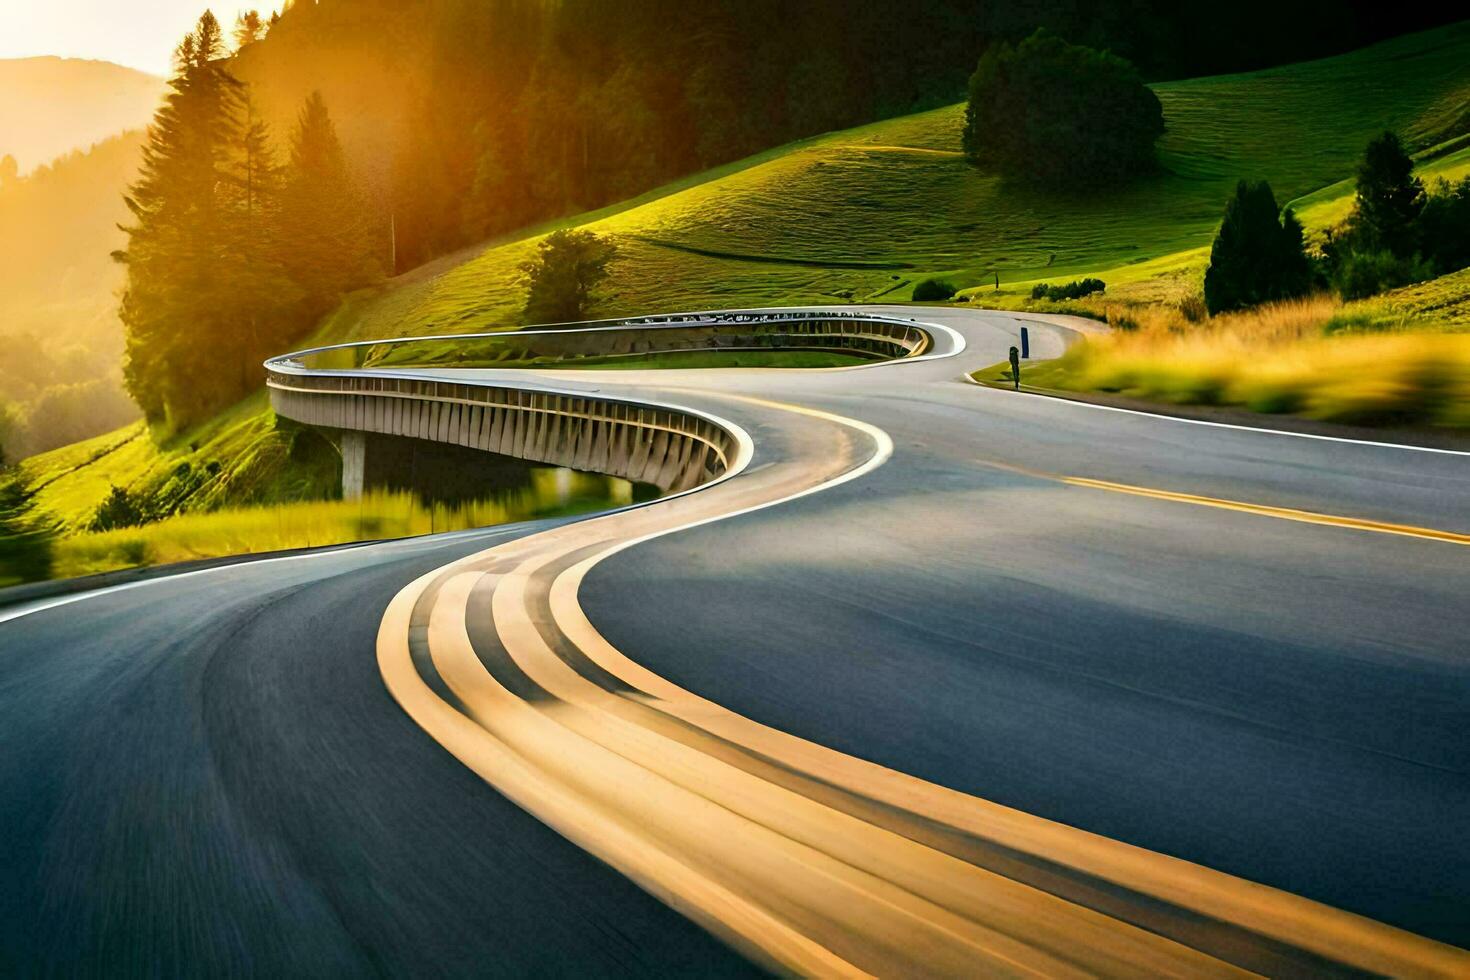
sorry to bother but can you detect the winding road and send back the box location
[2,306,1468,976]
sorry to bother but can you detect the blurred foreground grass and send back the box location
[978,297,1470,428]
[48,473,632,580]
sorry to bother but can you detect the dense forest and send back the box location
[234,0,1462,272]
[117,13,376,428]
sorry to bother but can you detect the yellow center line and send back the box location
[1062,476,1470,546]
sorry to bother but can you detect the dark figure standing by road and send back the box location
[1009,346,1021,390]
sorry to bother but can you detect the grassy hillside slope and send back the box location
[13,22,1470,544]
[327,20,1470,339]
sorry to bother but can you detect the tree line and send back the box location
[116,13,377,429]
[1203,132,1470,315]
[237,0,1455,273]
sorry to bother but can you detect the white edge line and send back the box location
[0,526,514,627]
[0,409,756,629]
[961,374,1470,457]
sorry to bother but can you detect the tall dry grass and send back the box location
[52,478,632,579]
[1057,297,1470,426]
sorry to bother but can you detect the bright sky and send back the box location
[0,1,252,76]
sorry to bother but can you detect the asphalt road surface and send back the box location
[2,306,1467,975]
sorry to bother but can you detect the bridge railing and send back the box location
[276,311,931,373]
[265,311,936,492]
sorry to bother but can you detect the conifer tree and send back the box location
[116,13,328,427]
[279,91,377,316]
[234,10,265,50]
[462,115,529,242]
[1351,131,1424,257]
[1202,181,1313,314]
[224,95,298,393]
[116,12,243,426]
[1276,207,1314,298]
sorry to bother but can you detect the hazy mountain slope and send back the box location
[0,57,163,172]
[0,130,141,346]
[0,131,144,460]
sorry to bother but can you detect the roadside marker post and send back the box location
[1009,346,1020,391]
[1020,326,1030,359]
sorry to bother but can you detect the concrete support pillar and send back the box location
[341,429,366,501]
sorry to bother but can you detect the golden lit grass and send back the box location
[16,393,339,534]
[1334,266,1470,331]
[51,477,632,579]
[995,297,1470,427]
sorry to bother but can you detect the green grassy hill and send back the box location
[12,21,1470,545]
[327,20,1470,338]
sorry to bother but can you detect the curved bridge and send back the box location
[3,305,1468,976]
[266,311,934,494]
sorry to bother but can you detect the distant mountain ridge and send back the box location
[0,56,164,172]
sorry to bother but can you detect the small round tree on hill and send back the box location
[962,30,1163,186]
[519,230,620,324]
[1202,180,1313,314]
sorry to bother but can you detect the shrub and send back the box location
[1106,309,1140,332]
[911,278,958,301]
[1202,181,1313,314]
[520,229,620,324]
[0,477,53,585]
[1415,176,1470,275]
[962,30,1163,186]
[90,485,146,532]
[1334,249,1432,301]
[1054,298,1470,428]
[1030,278,1105,302]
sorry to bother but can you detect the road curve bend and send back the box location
[3,306,1469,976]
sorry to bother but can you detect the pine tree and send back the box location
[1203,181,1313,314]
[462,115,529,242]
[592,66,666,202]
[1276,208,1314,298]
[223,95,299,393]
[234,10,265,50]
[279,92,378,317]
[114,13,319,427]
[1351,131,1424,257]
[116,12,244,426]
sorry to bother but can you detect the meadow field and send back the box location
[29,473,632,582]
